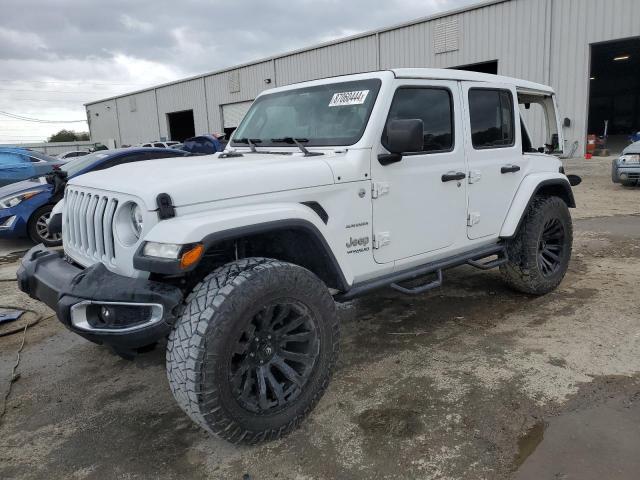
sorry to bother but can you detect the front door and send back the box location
[461,82,527,239]
[371,80,468,264]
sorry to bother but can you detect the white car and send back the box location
[56,151,89,159]
[18,68,578,445]
[139,141,180,149]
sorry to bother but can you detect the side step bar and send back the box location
[336,244,508,301]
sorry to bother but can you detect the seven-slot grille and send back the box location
[64,187,119,263]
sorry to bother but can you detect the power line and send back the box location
[0,111,87,123]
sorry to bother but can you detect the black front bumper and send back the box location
[16,245,184,349]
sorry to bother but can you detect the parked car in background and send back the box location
[56,150,90,160]
[140,141,180,148]
[181,134,224,154]
[612,141,640,187]
[0,148,64,187]
[0,147,191,245]
[169,143,184,150]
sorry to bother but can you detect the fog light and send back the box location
[100,306,113,323]
[70,301,164,332]
[620,173,628,180]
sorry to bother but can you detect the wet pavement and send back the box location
[1,156,639,479]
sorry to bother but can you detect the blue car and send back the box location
[181,135,225,154]
[0,147,190,246]
[0,147,64,187]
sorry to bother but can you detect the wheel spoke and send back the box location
[265,367,285,405]
[278,315,306,334]
[543,248,561,262]
[280,331,313,343]
[256,366,270,410]
[280,349,315,367]
[272,356,303,386]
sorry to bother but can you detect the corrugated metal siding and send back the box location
[86,100,120,145]
[379,0,546,83]
[550,0,640,152]
[205,61,275,132]
[155,78,208,139]
[274,35,378,86]
[115,90,159,145]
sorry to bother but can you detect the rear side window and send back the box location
[153,143,165,148]
[469,89,515,149]
[384,87,454,153]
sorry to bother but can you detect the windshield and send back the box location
[232,78,381,148]
[61,151,109,177]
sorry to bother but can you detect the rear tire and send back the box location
[27,205,62,247]
[501,196,572,295]
[166,257,339,444]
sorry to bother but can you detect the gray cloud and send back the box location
[0,0,475,142]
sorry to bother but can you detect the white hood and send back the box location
[68,152,336,209]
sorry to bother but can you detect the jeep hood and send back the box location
[67,152,336,208]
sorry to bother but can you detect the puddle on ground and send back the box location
[514,420,545,468]
[0,251,26,266]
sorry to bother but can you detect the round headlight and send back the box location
[131,203,143,238]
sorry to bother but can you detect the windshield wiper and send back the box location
[234,137,262,153]
[270,137,324,157]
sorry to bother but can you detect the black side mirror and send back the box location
[379,119,424,165]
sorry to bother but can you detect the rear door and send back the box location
[461,83,527,240]
[371,80,467,264]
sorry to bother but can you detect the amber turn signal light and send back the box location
[180,244,204,269]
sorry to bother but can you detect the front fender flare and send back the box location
[136,202,352,289]
[500,174,575,239]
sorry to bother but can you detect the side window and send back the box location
[153,143,165,148]
[384,88,454,153]
[26,155,44,163]
[468,89,515,149]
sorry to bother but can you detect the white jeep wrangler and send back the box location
[18,69,579,444]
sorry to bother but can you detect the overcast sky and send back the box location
[0,0,476,144]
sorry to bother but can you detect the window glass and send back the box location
[153,143,165,148]
[469,89,515,149]
[232,79,381,147]
[0,153,27,165]
[384,88,454,153]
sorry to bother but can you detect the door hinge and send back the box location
[371,182,390,199]
[467,212,481,227]
[373,232,391,249]
[468,170,482,184]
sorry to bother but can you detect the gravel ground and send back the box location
[1,156,639,480]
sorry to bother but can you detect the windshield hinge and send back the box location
[371,182,390,199]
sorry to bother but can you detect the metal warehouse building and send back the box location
[86,0,640,154]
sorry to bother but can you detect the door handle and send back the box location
[501,165,521,174]
[441,171,466,182]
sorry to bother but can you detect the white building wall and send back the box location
[86,99,120,145]
[155,78,208,140]
[114,90,160,145]
[274,35,379,86]
[204,61,276,132]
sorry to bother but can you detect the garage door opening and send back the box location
[222,101,253,139]
[588,38,640,154]
[452,60,498,75]
[167,110,195,142]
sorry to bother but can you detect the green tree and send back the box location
[48,130,91,142]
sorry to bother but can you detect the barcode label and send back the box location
[328,90,369,107]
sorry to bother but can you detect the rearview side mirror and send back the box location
[379,118,424,166]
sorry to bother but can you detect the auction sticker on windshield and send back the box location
[329,90,369,107]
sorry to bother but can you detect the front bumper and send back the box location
[0,208,27,238]
[615,165,640,182]
[16,245,184,349]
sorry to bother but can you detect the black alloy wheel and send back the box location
[230,301,320,413]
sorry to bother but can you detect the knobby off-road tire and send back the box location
[166,257,339,444]
[501,196,573,295]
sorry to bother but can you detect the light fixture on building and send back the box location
[613,55,630,61]
[264,78,272,84]
[590,76,595,80]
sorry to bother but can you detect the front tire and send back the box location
[166,257,339,444]
[501,196,573,295]
[27,205,62,247]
